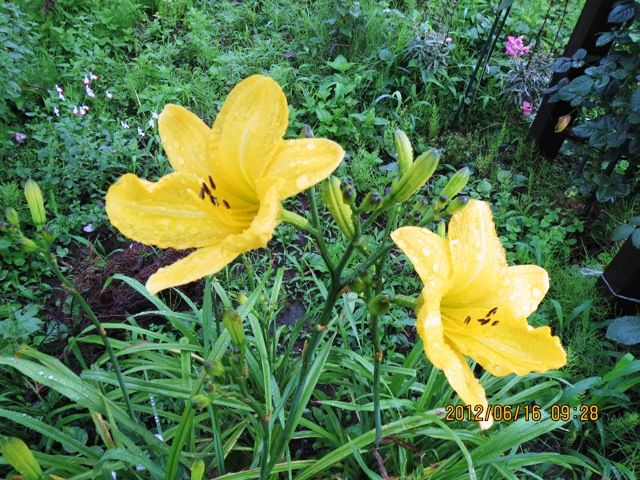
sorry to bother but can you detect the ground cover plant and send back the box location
[1,0,639,479]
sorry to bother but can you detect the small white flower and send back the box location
[72,105,79,115]
[148,111,159,128]
[54,84,63,94]
[137,127,145,137]
[90,72,99,81]
[151,111,159,119]
[13,132,27,143]
[85,86,95,98]
[83,223,95,233]
[121,120,130,129]
[58,92,65,101]
[82,75,90,86]
[105,90,114,100]
[53,106,60,117]
[79,105,89,116]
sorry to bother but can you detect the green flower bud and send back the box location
[41,228,57,245]
[440,167,471,201]
[204,360,225,377]
[5,208,20,227]
[444,196,470,215]
[237,293,249,305]
[436,219,446,237]
[358,191,382,212]
[432,194,448,211]
[191,459,206,480]
[385,149,440,206]
[20,236,39,253]
[24,179,46,228]
[191,394,211,410]
[368,294,391,316]
[321,176,354,239]
[223,308,245,346]
[394,129,413,176]
[0,437,43,480]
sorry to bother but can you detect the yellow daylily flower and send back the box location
[391,200,566,429]
[106,75,344,294]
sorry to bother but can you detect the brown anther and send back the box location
[202,183,211,196]
[491,320,500,326]
[223,200,230,209]
[464,316,471,325]
[477,318,490,325]
[199,186,205,200]
[208,175,216,190]
[487,307,498,317]
[210,196,218,206]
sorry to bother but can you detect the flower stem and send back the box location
[241,254,256,291]
[44,253,136,421]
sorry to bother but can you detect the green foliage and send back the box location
[548,0,640,203]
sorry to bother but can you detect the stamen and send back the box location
[486,307,498,317]
[199,186,205,200]
[223,200,230,209]
[491,320,500,326]
[464,316,471,326]
[208,176,216,190]
[202,183,211,196]
[477,318,490,325]
[210,196,217,206]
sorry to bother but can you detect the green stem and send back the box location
[392,294,420,310]
[371,206,398,447]
[45,254,136,421]
[208,404,225,475]
[241,254,256,292]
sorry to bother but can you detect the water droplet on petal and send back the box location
[433,263,441,272]
[306,143,317,150]
[421,247,430,256]
[532,288,542,297]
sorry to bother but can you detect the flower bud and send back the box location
[191,394,211,410]
[302,124,314,138]
[436,219,446,237]
[24,179,46,228]
[321,176,354,239]
[445,196,470,215]
[432,194,448,211]
[384,149,440,206]
[20,237,39,253]
[394,129,413,176]
[368,294,391,315]
[440,167,471,201]
[191,459,205,480]
[237,293,249,305]
[0,437,42,480]
[358,191,382,212]
[42,228,57,245]
[223,308,245,346]
[5,208,20,227]
[204,360,225,377]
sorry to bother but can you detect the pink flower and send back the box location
[522,101,532,116]
[79,105,89,116]
[83,75,90,86]
[90,72,99,81]
[445,37,452,43]
[105,91,114,100]
[54,84,63,94]
[85,85,96,98]
[505,35,532,58]
[13,132,27,143]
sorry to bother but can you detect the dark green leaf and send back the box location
[608,1,637,23]
[572,48,587,61]
[629,216,640,226]
[596,31,615,46]
[611,224,634,241]
[553,57,572,73]
[606,316,640,345]
[632,229,640,249]
[631,89,640,112]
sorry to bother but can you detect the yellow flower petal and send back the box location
[210,75,288,204]
[391,226,451,292]
[146,245,239,295]
[158,104,215,180]
[445,200,509,305]
[416,290,493,430]
[105,172,245,249]
[145,181,282,294]
[264,139,345,199]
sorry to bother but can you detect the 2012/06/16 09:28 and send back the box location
[444,404,601,422]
